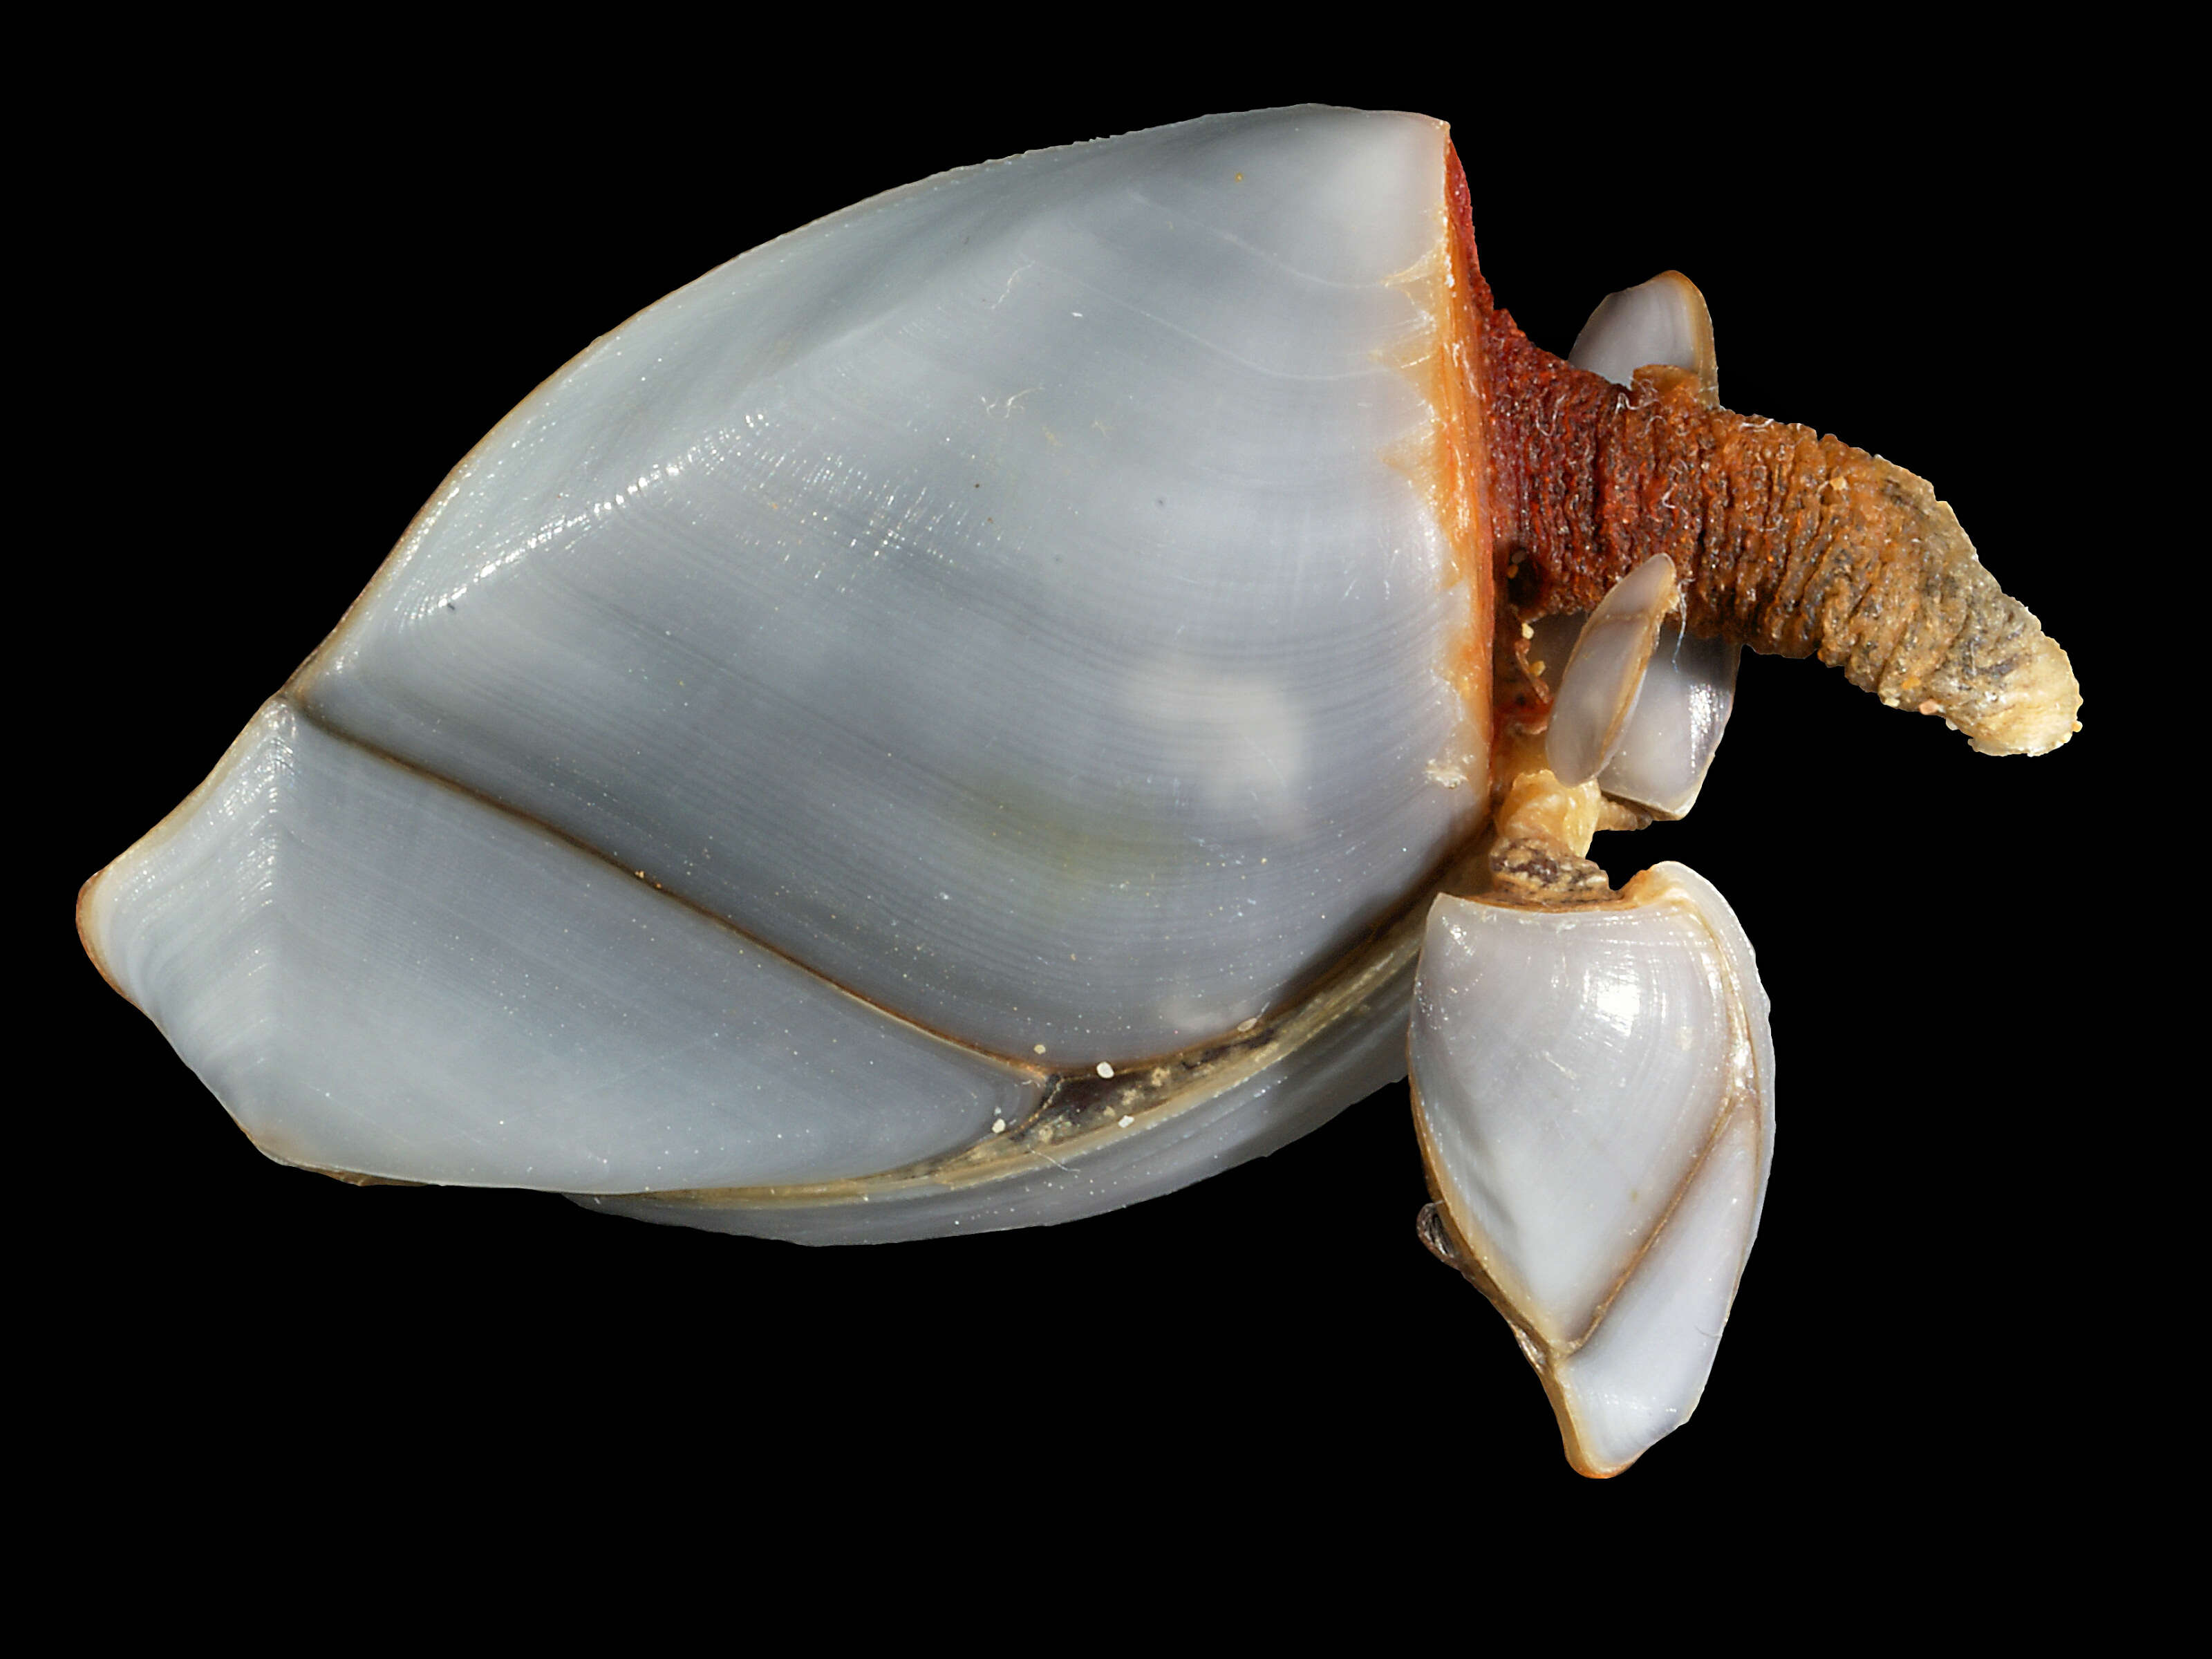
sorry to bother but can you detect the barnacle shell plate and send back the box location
[1409,863,1773,1474]
[81,109,1492,1207]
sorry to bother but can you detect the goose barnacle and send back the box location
[78,107,2079,1474]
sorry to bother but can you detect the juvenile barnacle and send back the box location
[77,108,2078,1474]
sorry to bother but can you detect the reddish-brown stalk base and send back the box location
[1442,142,2078,758]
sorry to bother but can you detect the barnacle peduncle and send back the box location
[1438,148,2079,759]
[1477,317,2081,757]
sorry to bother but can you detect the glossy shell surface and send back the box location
[84,110,1494,1223]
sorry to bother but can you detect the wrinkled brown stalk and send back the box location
[1445,151,2079,758]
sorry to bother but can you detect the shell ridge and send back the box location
[1553,1041,1756,1356]
[276,693,1049,1076]
[599,827,1494,1222]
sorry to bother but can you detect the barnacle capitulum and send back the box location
[1410,860,1771,1479]
[76,110,2079,1473]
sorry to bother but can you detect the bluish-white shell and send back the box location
[82,107,1497,1231]
[1409,863,1774,1476]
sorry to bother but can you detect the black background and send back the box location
[53,41,2124,1546]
